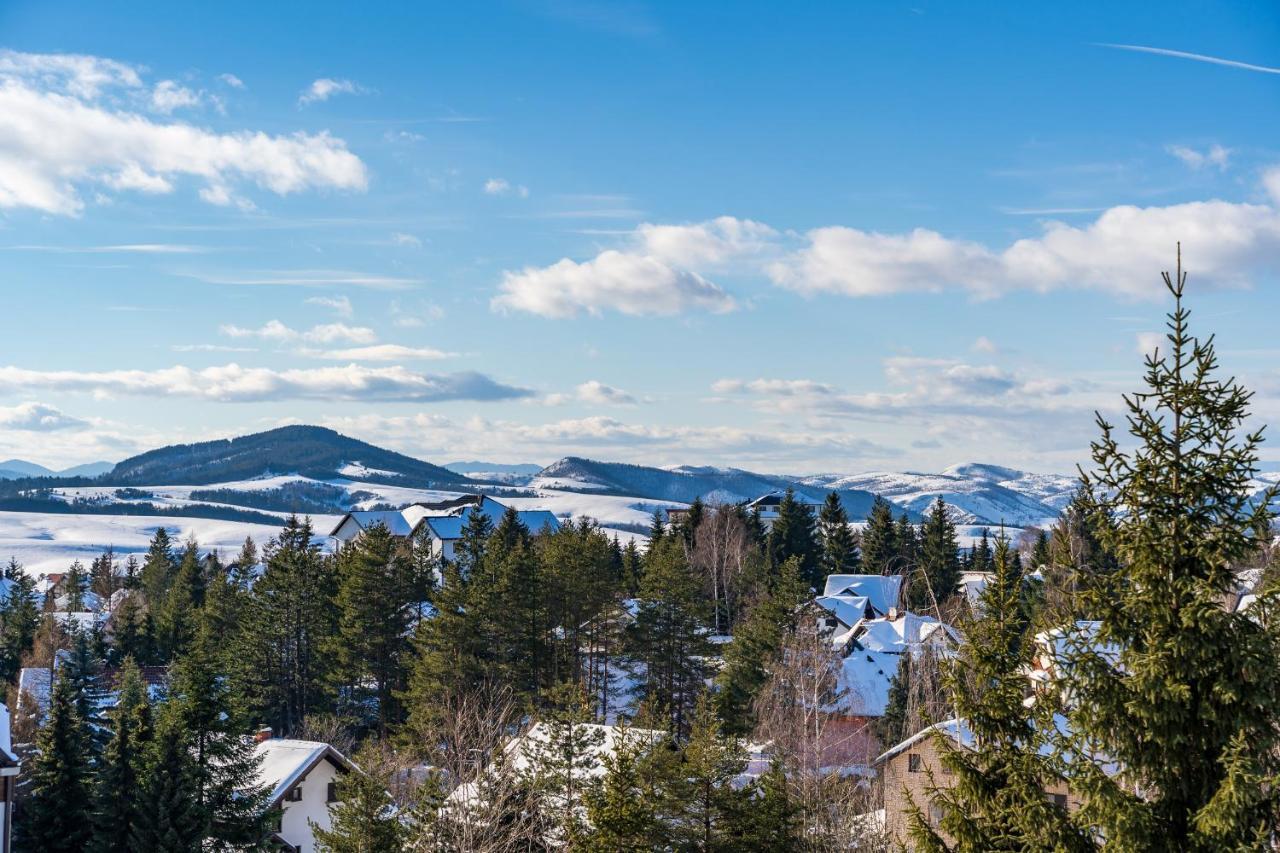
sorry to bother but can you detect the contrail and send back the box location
[1096,42,1280,75]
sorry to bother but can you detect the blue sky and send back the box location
[0,0,1278,473]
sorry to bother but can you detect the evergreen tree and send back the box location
[132,710,202,853]
[17,675,94,853]
[62,560,87,611]
[92,657,153,853]
[0,565,38,683]
[109,593,155,666]
[895,512,921,579]
[1064,253,1280,849]
[907,535,1090,853]
[766,489,819,588]
[969,529,992,574]
[860,496,898,574]
[233,515,335,735]
[580,722,669,851]
[671,693,747,850]
[122,555,141,590]
[167,629,271,847]
[647,508,666,551]
[140,526,176,606]
[312,747,405,853]
[329,523,416,735]
[817,491,859,577]
[61,629,106,749]
[232,536,260,587]
[714,556,808,736]
[154,541,201,662]
[402,559,485,740]
[453,503,495,578]
[522,682,605,846]
[1029,527,1051,571]
[679,497,706,548]
[912,496,961,611]
[89,547,118,603]
[485,513,544,704]
[726,758,802,849]
[621,538,643,598]
[627,537,711,738]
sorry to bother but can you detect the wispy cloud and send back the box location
[1167,143,1231,171]
[188,270,419,290]
[298,77,366,106]
[8,243,207,254]
[305,295,354,317]
[303,344,456,361]
[0,401,87,431]
[220,320,376,345]
[484,178,530,198]
[1096,43,1280,75]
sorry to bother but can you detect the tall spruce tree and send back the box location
[714,556,808,736]
[133,709,202,853]
[233,515,335,736]
[817,491,860,577]
[92,657,153,853]
[767,489,819,588]
[0,565,38,683]
[580,722,669,851]
[329,522,416,735]
[18,675,94,853]
[139,526,177,606]
[912,496,961,611]
[62,560,87,612]
[154,540,201,662]
[626,537,711,738]
[1064,252,1280,849]
[312,746,406,853]
[860,496,898,574]
[671,693,748,849]
[907,535,1090,852]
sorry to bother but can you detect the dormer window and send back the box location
[285,785,303,802]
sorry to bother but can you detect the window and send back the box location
[285,785,303,802]
[327,781,340,803]
[929,803,945,826]
[907,753,923,773]
[1050,792,1068,809]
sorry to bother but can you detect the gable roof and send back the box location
[253,738,355,806]
[822,574,903,614]
[331,495,561,542]
[331,509,414,538]
[813,594,872,630]
[854,612,960,654]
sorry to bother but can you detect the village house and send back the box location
[0,703,17,853]
[875,718,1078,848]
[667,491,825,532]
[328,494,560,559]
[253,733,357,853]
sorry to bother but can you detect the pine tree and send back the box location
[627,537,711,738]
[122,555,141,590]
[154,541,201,662]
[454,503,495,578]
[714,556,807,736]
[895,512,921,579]
[62,560,87,612]
[767,489,819,588]
[817,491,859,577]
[671,693,747,849]
[860,496,898,574]
[89,547,118,603]
[167,629,271,847]
[1064,252,1280,850]
[232,536,260,587]
[61,629,106,750]
[580,722,668,851]
[679,496,706,549]
[906,535,1090,852]
[140,526,177,606]
[912,496,961,611]
[726,757,802,849]
[132,709,202,853]
[621,538,643,597]
[312,746,405,853]
[968,529,992,574]
[92,657,153,853]
[17,675,94,852]
[233,515,335,735]
[647,508,666,551]
[329,522,416,735]
[0,565,38,683]
[522,682,605,846]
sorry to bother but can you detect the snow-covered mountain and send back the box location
[0,459,115,480]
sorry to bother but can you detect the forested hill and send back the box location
[106,425,472,488]
[533,456,883,518]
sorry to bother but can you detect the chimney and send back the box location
[254,727,273,743]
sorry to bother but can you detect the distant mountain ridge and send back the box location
[106,425,472,488]
[0,459,115,480]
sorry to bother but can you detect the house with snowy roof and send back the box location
[328,494,560,560]
[252,734,357,853]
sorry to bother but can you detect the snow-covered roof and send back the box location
[813,594,872,630]
[419,498,559,541]
[338,510,415,537]
[853,612,959,654]
[18,667,53,717]
[822,574,903,614]
[834,649,904,717]
[332,495,561,542]
[874,718,975,765]
[253,738,354,805]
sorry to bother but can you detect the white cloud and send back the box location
[219,320,376,345]
[390,232,422,247]
[769,198,1280,300]
[1167,144,1231,171]
[574,380,637,406]
[1096,43,1280,75]
[711,378,836,397]
[637,216,776,267]
[305,295,353,317]
[218,73,244,89]
[1136,331,1166,356]
[494,250,736,318]
[150,80,200,114]
[191,270,416,290]
[972,336,998,354]
[0,50,367,215]
[484,178,529,198]
[305,344,456,361]
[0,401,87,431]
[298,78,364,106]
[0,364,530,403]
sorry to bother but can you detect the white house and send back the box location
[253,736,356,853]
[0,703,17,853]
[329,495,560,560]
